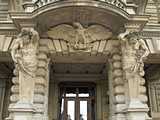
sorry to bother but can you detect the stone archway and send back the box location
[7,23,151,120]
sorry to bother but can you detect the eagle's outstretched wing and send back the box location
[47,24,76,43]
[86,25,113,43]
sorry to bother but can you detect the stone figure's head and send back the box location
[20,28,32,38]
[125,32,139,45]
[19,28,33,44]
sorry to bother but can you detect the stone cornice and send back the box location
[141,31,160,38]
[0,20,18,36]
[124,16,149,31]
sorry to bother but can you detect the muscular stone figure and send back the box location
[11,28,39,103]
[122,32,149,75]
[121,32,149,100]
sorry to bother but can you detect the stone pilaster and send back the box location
[33,39,49,120]
[121,32,151,120]
[109,41,126,120]
[6,71,19,120]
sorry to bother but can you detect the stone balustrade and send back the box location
[33,0,126,10]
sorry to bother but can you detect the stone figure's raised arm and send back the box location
[139,39,149,59]
[30,28,39,47]
[11,38,21,63]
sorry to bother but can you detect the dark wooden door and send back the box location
[59,83,95,120]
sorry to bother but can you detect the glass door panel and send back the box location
[79,93,89,97]
[67,100,75,120]
[60,98,64,115]
[80,101,87,120]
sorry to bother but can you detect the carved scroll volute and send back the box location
[11,28,39,104]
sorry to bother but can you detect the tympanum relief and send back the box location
[11,28,39,104]
[47,22,112,51]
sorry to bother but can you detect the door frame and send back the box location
[58,82,96,120]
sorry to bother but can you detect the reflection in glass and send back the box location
[60,98,65,120]
[61,98,64,113]
[67,101,75,120]
[79,93,89,97]
[66,93,76,97]
[80,101,87,120]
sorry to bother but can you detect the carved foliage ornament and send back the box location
[11,28,39,77]
[47,22,112,51]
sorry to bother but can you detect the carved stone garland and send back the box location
[110,43,126,120]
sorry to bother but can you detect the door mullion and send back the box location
[76,88,79,120]
[88,99,91,120]
[64,97,67,120]
[77,99,80,120]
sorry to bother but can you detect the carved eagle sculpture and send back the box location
[47,22,113,50]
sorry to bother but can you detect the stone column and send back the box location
[7,28,40,120]
[121,32,151,120]
[108,41,126,120]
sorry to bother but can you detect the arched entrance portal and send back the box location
[8,22,150,120]
[46,23,115,120]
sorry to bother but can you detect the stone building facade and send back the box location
[0,0,160,120]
